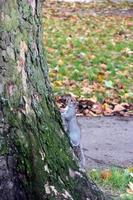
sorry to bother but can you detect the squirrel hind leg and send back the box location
[80,148,85,168]
[73,145,85,169]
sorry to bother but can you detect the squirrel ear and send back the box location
[66,97,71,105]
[71,97,77,104]
[70,99,77,109]
[66,96,77,107]
[74,101,78,108]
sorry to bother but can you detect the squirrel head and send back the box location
[62,98,77,121]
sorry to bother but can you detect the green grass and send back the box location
[43,1,133,103]
[88,168,133,199]
[116,194,133,200]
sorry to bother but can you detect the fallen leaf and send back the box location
[44,182,50,194]
[83,109,90,116]
[113,104,125,112]
[104,80,113,88]
[54,80,63,87]
[126,189,133,194]
[102,103,112,115]
[128,182,133,191]
[126,21,133,27]
[128,167,133,173]
[88,110,97,117]
[97,72,105,82]
[129,173,133,178]
[100,170,112,180]
[58,59,64,66]
[92,103,103,114]
[50,72,57,78]
[47,47,55,53]
[89,96,97,103]
[126,182,133,195]
[101,63,107,70]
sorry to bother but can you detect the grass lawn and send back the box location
[43,0,133,104]
[88,167,133,199]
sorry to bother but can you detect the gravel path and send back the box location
[78,116,133,169]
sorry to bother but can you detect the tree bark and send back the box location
[0,1,109,199]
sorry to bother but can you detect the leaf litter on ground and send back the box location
[43,0,133,116]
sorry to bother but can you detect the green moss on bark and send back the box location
[0,1,106,199]
[1,1,19,31]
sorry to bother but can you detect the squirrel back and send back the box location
[61,97,85,168]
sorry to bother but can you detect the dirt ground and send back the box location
[78,116,133,169]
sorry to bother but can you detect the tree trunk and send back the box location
[0,1,109,199]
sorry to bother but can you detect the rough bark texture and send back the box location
[0,1,108,199]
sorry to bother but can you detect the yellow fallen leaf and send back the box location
[128,167,133,173]
[58,59,64,66]
[124,93,129,98]
[102,103,109,111]
[54,80,63,87]
[102,103,112,115]
[50,72,57,78]
[97,72,105,82]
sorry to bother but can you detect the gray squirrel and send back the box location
[61,98,85,168]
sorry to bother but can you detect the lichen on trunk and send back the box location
[0,1,108,199]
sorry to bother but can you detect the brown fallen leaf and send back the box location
[47,47,55,53]
[83,108,89,114]
[101,63,107,70]
[88,110,97,117]
[126,189,133,194]
[127,182,133,194]
[113,104,125,112]
[121,103,129,107]
[100,170,112,180]
[82,79,89,87]
[91,103,103,114]
[88,96,97,103]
